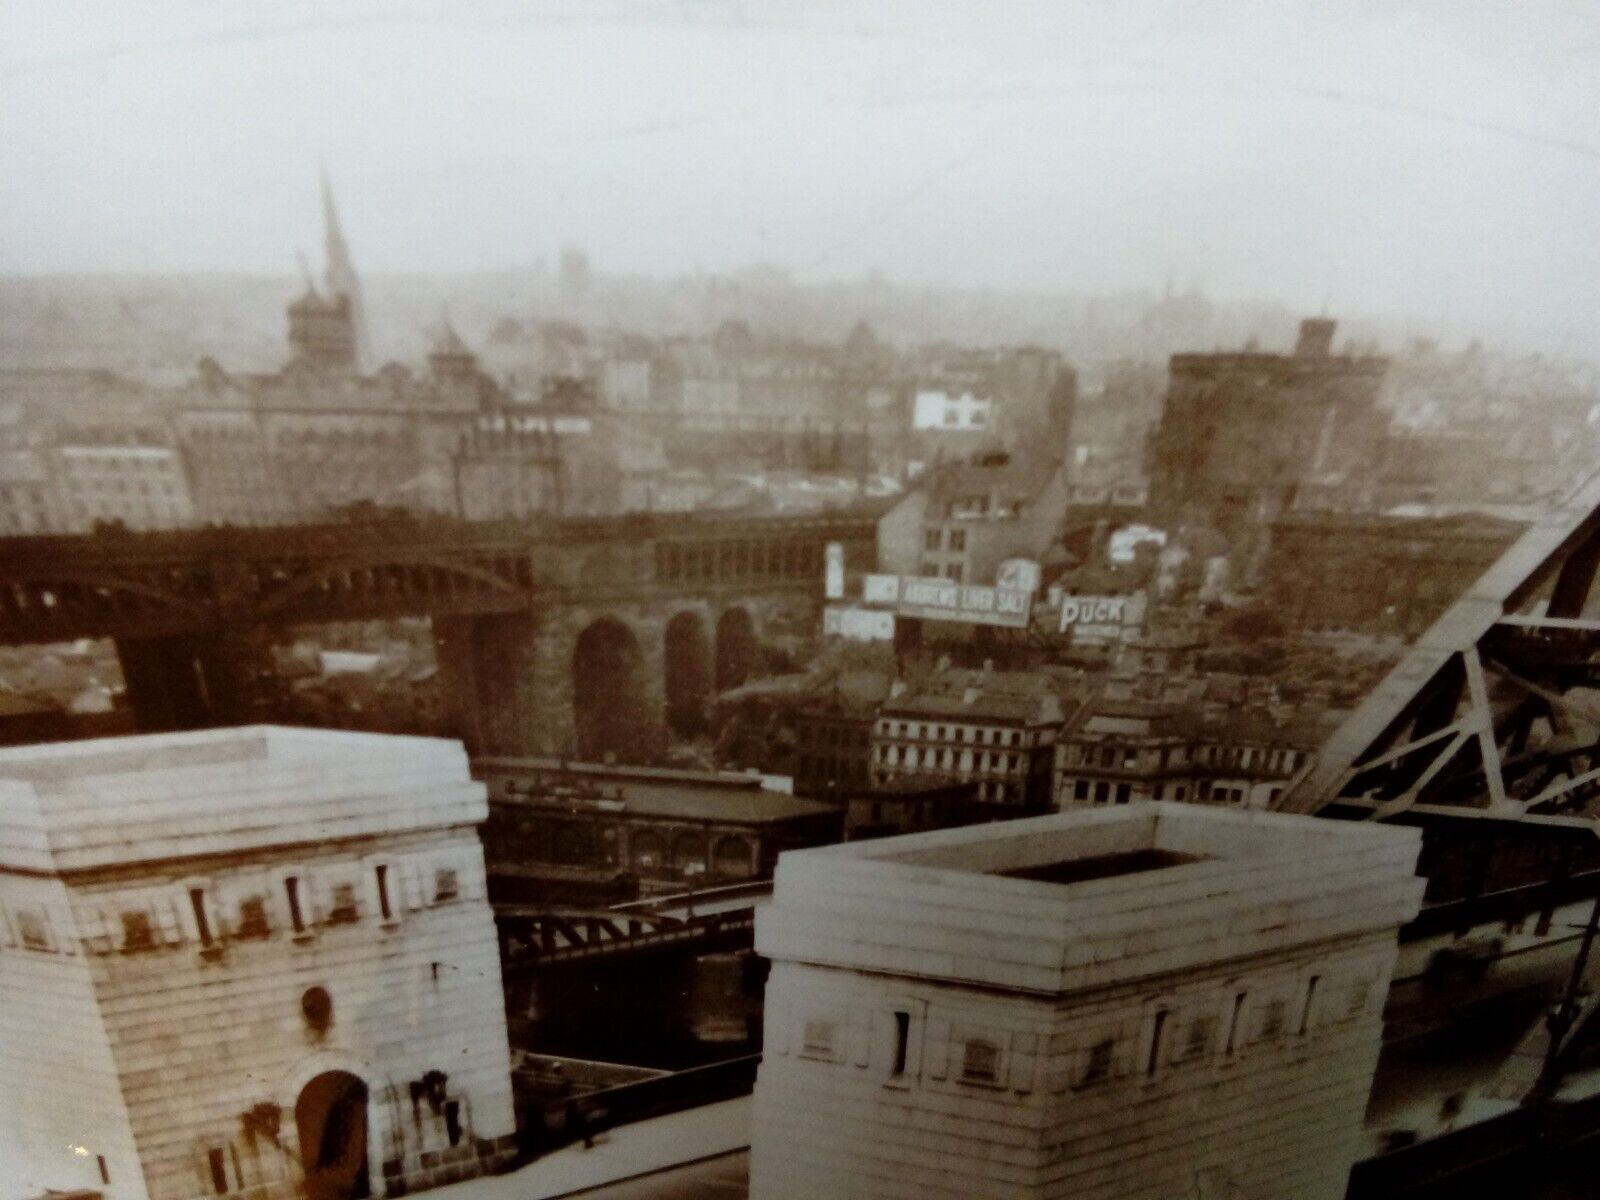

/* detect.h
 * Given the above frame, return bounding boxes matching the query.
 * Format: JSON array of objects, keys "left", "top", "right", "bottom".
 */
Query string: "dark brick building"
[
  {"left": 1262, "top": 510, "right": 1523, "bottom": 638},
  {"left": 1147, "top": 318, "right": 1389, "bottom": 551}
]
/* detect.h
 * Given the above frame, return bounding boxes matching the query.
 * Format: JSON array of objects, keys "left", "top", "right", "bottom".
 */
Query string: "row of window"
[
  {"left": 0, "top": 854, "right": 473, "bottom": 958},
  {"left": 1058, "top": 741, "right": 1304, "bottom": 774},
  {"left": 923, "top": 527, "right": 969, "bottom": 552},
  {"left": 654, "top": 538, "right": 824, "bottom": 584},
  {"left": 875, "top": 744, "right": 1026, "bottom": 774},
  {"left": 1057, "top": 776, "right": 1285, "bottom": 807},
  {"left": 786, "top": 970, "right": 1377, "bottom": 1094},
  {"left": 919, "top": 560, "right": 966, "bottom": 581},
  {"left": 876, "top": 720, "right": 1026, "bottom": 746},
  {"left": 797, "top": 722, "right": 871, "bottom": 750}
]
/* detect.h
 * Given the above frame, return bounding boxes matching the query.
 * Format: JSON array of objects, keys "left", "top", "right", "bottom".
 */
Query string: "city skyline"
[{"left": 3, "top": 1, "right": 1598, "bottom": 354}]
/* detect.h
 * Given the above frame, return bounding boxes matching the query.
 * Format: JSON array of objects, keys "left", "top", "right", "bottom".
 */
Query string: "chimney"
[{"left": 1295, "top": 318, "right": 1336, "bottom": 358}]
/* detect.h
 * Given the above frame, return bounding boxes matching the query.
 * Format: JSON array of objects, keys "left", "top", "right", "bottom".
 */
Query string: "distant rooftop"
[{"left": 475, "top": 757, "right": 837, "bottom": 826}]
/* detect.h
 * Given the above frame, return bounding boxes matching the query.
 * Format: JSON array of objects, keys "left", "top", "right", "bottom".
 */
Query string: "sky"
[{"left": 2, "top": 0, "right": 1598, "bottom": 349}]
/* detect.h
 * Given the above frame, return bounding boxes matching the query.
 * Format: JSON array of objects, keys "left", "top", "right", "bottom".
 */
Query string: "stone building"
[
  {"left": 475, "top": 758, "right": 843, "bottom": 898},
  {"left": 878, "top": 451, "right": 1068, "bottom": 586},
  {"left": 751, "top": 803, "right": 1424, "bottom": 1200},
  {"left": 1262, "top": 510, "right": 1523, "bottom": 638},
  {"left": 1147, "top": 318, "right": 1389, "bottom": 555},
  {"left": 0, "top": 727, "right": 517, "bottom": 1200},
  {"left": 1052, "top": 699, "right": 1325, "bottom": 810},
  {"left": 870, "top": 668, "right": 1063, "bottom": 807}
]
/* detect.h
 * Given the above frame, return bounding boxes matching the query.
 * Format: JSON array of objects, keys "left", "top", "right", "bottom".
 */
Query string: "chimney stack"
[{"left": 1295, "top": 317, "right": 1337, "bottom": 358}]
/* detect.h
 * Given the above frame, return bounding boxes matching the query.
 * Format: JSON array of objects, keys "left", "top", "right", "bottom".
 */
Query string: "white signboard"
[
  {"left": 863, "top": 574, "right": 902, "bottom": 605},
  {"left": 897, "top": 577, "right": 1032, "bottom": 629},
  {"left": 1059, "top": 594, "right": 1129, "bottom": 641},
  {"left": 825, "top": 542, "right": 845, "bottom": 600},
  {"left": 824, "top": 606, "right": 896, "bottom": 642},
  {"left": 996, "top": 558, "right": 1041, "bottom": 595},
  {"left": 1108, "top": 524, "right": 1167, "bottom": 564}
]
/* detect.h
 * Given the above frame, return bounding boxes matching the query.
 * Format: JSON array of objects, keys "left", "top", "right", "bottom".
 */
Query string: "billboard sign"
[
  {"left": 897, "top": 577, "right": 1032, "bottom": 628},
  {"left": 996, "top": 558, "right": 1041, "bottom": 595},
  {"left": 863, "top": 574, "right": 902, "bottom": 605},
  {"left": 1059, "top": 594, "right": 1132, "bottom": 641},
  {"left": 823, "top": 606, "right": 896, "bottom": 642},
  {"left": 825, "top": 542, "right": 845, "bottom": 600}
]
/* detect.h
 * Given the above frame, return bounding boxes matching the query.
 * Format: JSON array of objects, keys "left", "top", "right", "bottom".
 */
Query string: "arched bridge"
[{"left": 0, "top": 510, "right": 878, "bottom": 754}]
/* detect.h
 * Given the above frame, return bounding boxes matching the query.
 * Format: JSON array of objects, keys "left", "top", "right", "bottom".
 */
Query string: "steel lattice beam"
[{"left": 1279, "top": 465, "right": 1600, "bottom": 826}]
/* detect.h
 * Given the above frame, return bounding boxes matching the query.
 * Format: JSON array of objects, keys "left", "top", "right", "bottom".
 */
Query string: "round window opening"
[{"left": 301, "top": 986, "right": 334, "bottom": 1033}]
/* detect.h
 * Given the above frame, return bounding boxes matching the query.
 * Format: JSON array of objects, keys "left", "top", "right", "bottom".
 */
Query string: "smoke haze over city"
[{"left": 3, "top": 1, "right": 1598, "bottom": 352}]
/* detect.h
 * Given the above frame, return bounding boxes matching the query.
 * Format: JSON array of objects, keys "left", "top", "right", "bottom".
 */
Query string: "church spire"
[{"left": 319, "top": 164, "right": 372, "bottom": 371}]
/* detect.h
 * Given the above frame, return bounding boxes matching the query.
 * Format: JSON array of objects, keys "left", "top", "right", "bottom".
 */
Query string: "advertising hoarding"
[
  {"left": 863, "top": 574, "right": 902, "bottom": 605},
  {"left": 1058, "top": 594, "right": 1133, "bottom": 641},
  {"left": 896, "top": 577, "right": 1032, "bottom": 629},
  {"left": 824, "top": 542, "right": 845, "bottom": 600},
  {"left": 996, "top": 558, "right": 1041, "bottom": 594},
  {"left": 823, "top": 606, "right": 896, "bottom": 642}
]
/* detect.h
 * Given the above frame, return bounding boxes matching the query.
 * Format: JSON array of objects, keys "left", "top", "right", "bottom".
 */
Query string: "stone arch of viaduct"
[{"left": 0, "top": 513, "right": 876, "bottom": 759}]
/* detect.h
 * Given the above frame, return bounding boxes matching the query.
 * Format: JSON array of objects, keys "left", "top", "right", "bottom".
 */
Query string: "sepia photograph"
[{"left": 2, "top": 2, "right": 1599, "bottom": 1197}]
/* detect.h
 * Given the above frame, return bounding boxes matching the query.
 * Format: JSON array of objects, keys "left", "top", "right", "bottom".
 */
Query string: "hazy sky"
[{"left": 3, "top": 1, "right": 1598, "bottom": 347}]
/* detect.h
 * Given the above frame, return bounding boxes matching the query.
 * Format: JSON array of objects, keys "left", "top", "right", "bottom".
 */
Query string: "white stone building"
[
  {"left": 751, "top": 802, "right": 1423, "bottom": 1200},
  {"left": 0, "top": 727, "right": 517, "bottom": 1200}
]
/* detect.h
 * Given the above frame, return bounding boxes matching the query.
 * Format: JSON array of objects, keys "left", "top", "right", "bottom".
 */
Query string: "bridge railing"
[{"left": 521, "top": 1053, "right": 760, "bottom": 1159}]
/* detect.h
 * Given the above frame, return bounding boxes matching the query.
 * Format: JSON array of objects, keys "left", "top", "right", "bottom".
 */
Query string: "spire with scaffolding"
[{"left": 320, "top": 164, "right": 373, "bottom": 371}]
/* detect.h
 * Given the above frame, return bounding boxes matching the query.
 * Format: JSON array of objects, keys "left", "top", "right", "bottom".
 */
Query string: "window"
[
  {"left": 236, "top": 896, "right": 270, "bottom": 940},
  {"left": 1081, "top": 1038, "right": 1115, "bottom": 1085},
  {"left": 1257, "top": 997, "right": 1286, "bottom": 1041},
  {"left": 949, "top": 529, "right": 967, "bottom": 552},
  {"left": 189, "top": 887, "right": 214, "bottom": 947},
  {"left": 434, "top": 868, "right": 460, "bottom": 903},
  {"left": 1180, "top": 1013, "right": 1216, "bottom": 1063},
  {"left": 374, "top": 864, "right": 394, "bottom": 922},
  {"left": 800, "top": 1020, "right": 837, "bottom": 1061},
  {"left": 960, "top": 1038, "right": 1000, "bottom": 1084},
  {"left": 1115, "top": 783, "right": 1131, "bottom": 804},
  {"left": 284, "top": 876, "right": 307, "bottom": 935},
  {"left": 207, "top": 1147, "right": 229, "bottom": 1196},
  {"left": 326, "top": 882, "right": 359, "bottom": 925},
  {"left": 1146, "top": 1010, "right": 1169, "bottom": 1077},
  {"left": 924, "top": 528, "right": 942, "bottom": 551},
  {"left": 120, "top": 910, "right": 155, "bottom": 952},
  {"left": 1224, "top": 992, "right": 1247, "bottom": 1055},
  {"left": 1073, "top": 780, "right": 1089, "bottom": 801},
  {"left": 891, "top": 1011, "right": 911, "bottom": 1078},
  {"left": 1299, "top": 976, "right": 1321, "bottom": 1035}
]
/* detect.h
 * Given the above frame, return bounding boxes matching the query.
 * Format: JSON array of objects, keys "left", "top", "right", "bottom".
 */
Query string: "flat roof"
[
  {"left": 0, "top": 726, "right": 484, "bottom": 875},
  {"left": 759, "top": 802, "right": 1426, "bottom": 995},
  {"left": 477, "top": 760, "right": 838, "bottom": 826}
]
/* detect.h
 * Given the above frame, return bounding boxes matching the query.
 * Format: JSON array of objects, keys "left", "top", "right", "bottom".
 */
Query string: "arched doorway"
[
  {"left": 296, "top": 1071, "right": 371, "bottom": 1200},
  {"left": 663, "top": 611, "right": 712, "bottom": 737},
  {"left": 714, "top": 607, "right": 758, "bottom": 692},
  {"left": 573, "top": 617, "right": 647, "bottom": 762}
]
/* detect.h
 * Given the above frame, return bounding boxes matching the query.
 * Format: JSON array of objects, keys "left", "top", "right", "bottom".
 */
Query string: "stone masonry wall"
[
  {"left": 70, "top": 827, "right": 516, "bottom": 1200},
  {"left": 1, "top": 871, "right": 148, "bottom": 1200},
  {"left": 754, "top": 931, "right": 1397, "bottom": 1200}
]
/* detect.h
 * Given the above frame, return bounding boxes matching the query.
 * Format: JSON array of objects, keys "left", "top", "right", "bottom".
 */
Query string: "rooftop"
[
  {"left": 758, "top": 803, "right": 1425, "bottom": 995},
  {"left": 0, "top": 725, "right": 484, "bottom": 875},
  {"left": 476, "top": 758, "right": 838, "bottom": 826}
]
